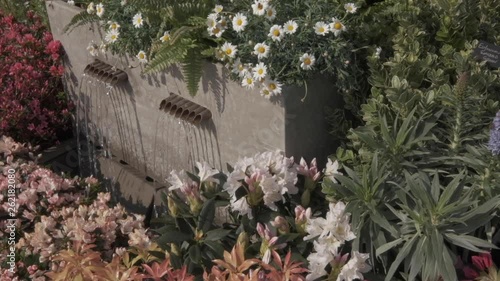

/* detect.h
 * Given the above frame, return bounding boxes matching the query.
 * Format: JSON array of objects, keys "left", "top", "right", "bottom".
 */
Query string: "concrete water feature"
[{"left": 46, "top": 0, "right": 342, "bottom": 213}]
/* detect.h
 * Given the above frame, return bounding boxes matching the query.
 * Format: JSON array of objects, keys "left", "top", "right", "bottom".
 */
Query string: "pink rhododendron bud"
[
  {"left": 298, "top": 157, "right": 321, "bottom": 182},
  {"left": 294, "top": 205, "right": 311, "bottom": 234},
  {"left": 472, "top": 253, "right": 493, "bottom": 271},
  {"left": 271, "top": 216, "right": 290, "bottom": 234},
  {"left": 27, "top": 265, "right": 38, "bottom": 275}
]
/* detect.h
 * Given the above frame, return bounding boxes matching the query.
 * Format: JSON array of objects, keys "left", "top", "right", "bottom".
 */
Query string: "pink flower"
[
  {"left": 472, "top": 253, "right": 493, "bottom": 271},
  {"left": 297, "top": 157, "right": 321, "bottom": 181}
]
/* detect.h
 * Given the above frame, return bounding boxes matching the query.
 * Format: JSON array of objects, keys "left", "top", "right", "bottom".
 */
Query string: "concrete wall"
[{"left": 46, "top": 0, "right": 341, "bottom": 209}]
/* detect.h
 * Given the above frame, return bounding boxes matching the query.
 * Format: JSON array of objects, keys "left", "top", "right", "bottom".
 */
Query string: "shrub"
[{"left": 0, "top": 11, "right": 73, "bottom": 146}]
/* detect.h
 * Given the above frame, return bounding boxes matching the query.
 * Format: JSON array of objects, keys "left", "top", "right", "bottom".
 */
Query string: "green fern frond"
[
  {"left": 181, "top": 48, "right": 204, "bottom": 96},
  {"left": 144, "top": 39, "right": 194, "bottom": 74},
  {"left": 128, "top": 0, "right": 170, "bottom": 9},
  {"left": 63, "top": 11, "right": 99, "bottom": 33}
]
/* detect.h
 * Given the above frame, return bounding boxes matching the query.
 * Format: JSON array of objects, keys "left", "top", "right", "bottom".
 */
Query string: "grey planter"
[{"left": 46, "top": 0, "right": 342, "bottom": 210}]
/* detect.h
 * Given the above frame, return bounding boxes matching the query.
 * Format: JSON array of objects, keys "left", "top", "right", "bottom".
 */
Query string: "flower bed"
[{"left": 0, "top": 11, "right": 73, "bottom": 146}]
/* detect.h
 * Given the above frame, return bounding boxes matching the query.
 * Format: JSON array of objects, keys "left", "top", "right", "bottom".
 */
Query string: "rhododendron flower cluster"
[
  {"left": 223, "top": 150, "right": 298, "bottom": 218},
  {"left": 0, "top": 11, "right": 72, "bottom": 145},
  {"left": 304, "top": 202, "right": 371, "bottom": 281}
]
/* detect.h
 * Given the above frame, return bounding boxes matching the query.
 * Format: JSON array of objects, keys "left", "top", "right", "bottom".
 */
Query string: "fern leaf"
[
  {"left": 144, "top": 39, "right": 194, "bottom": 74},
  {"left": 63, "top": 11, "right": 99, "bottom": 33},
  {"left": 181, "top": 48, "right": 204, "bottom": 96},
  {"left": 128, "top": 0, "right": 170, "bottom": 9}
]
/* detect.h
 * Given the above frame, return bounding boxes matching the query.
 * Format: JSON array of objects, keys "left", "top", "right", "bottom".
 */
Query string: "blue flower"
[{"left": 488, "top": 111, "right": 500, "bottom": 155}]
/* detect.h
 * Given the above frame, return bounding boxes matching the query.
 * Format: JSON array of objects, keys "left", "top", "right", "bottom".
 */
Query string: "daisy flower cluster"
[
  {"left": 303, "top": 201, "right": 371, "bottom": 281},
  {"left": 223, "top": 150, "right": 298, "bottom": 218},
  {"left": 208, "top": 1, "right": 358, "bottom": 99}
]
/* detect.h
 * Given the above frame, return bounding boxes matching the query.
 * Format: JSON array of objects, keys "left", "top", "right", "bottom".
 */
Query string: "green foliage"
[
  {"left": 327, "top": 0, "right": 500, "bottom": 280},
  {"left": 0, "top": 0, "right": 48, "bottom": 25}
]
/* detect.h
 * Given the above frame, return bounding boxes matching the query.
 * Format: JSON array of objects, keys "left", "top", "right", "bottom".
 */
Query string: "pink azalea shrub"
[
  {"left": 0, "top": 10, "right": 73, "bottom": 145},
  {"left": 0, "top": 136, "right": 148, "bottom": 280}
]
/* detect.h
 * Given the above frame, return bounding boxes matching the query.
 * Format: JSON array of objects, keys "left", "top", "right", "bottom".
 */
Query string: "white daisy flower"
[
  {"left": 252, "top": 62, "right": 267, "bottom": 80},
  {"left": 105, "top": 29, "right": 119, "bottom": 43},
  {"left": 265, "top": 6, "right": 276, "bottom": 21},
  {"left": 330, "top": 17, "right": 346, "bottom": 36},
  {"left": 241, "top": 75, "right": 256, "bottom": 89},
  {"left": 86, "top": 2, "right": 95, "bottom": 14},
  {"left": 231, "top": 59, "right": 245, "bottom": 75},
  {"left": 218, "top": 16, "right": 228, "bottom": 30},
  {"left": 268, "top": 25, "right": 284, "bottom": 42},
  {"left": 87, "top": 42, "right": 98, "bottom": 57},
  {"left": 213, "top": 5, "right": 223, "bottom": 13},
  {"left": 67, "top": 0, "right": 75, "bottom": 5},
  {"left": 251, "top": 0, "right": 268, "bottom": 16},
  {"left": 284, "top": 20, "right": 298, "bottom": 34},
  {"left": 108, "top": 21, "right": 120, "bottom": 31},
  {"left": 99, "top": 42, "right": 107, "bottom": 54},
  {"left": 300, "top": 53, "right": 315, "bottom": 70},
  {"left": 232, "top": 13, "right": 248, "bottom": 32},
  {"left": 206, "top": 13, "right": 218, "bottom": 29},
  {"left": 96, "top": 3, "right": 104, "bottom": 17},
  {"left": 253, "top": 42, "right": 270, "bottom": 59},
  {"left": 314, "top": 21, "right": 330, "bottom": 36},
  {"left": 160, "top": 31, "right": 171, "bottom": 43},
  {"left": 214, "top": 49, "right": 225, "bottom": 61},
  {"left": 221, "top": 42, "right": 237, "bottom": 58},
  {"left": 344, "top": 3, "right": 358, "bottom": 14},
  {"left": 260, "top": 86, "right": 272, "bottom": 99},
  {"left": 375, "top": 47, "right": 382, "bottom": 58},
  {"left": 208, "top": 24, "right": 224, "bottom": 37},
  {"left": 264, "top": 78, "right": 283, "bottom": 95},
  {"left": 132, "top": 13, "right": 144, "bottom": 28},
  {"left": 136, "top": 50, "right": 147, "bottom": 63},
  {"left": 120, "top": 0, "right": 126, "bottom": 6}
]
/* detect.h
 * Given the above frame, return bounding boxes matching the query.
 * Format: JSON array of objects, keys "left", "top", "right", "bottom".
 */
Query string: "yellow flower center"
[
  {"left": 213, "top": 27, "right": 220, "bottom": 34},
  {"left": 267, "top": 10, "right": 273, "bottom": 16},
  {"left": 262, "top": 89, "right": 270, "bottom": 95},
  {"left": 139, "top": 53, "right": 145, "bottom": 59},
  {"left": 111, "top": 35, "right": 117, "bottom": 40},
  {"left": 111, "top": 23, "right": 117, "bottom": 29},
  {"left": 347, "top": 6, "right": 353, "bottom": 11},
  {"left": 273, "top": 29, "right": 280, "bottom": 37},
  {"left": 334, "top": 22, "right": 342, "bottom": 30},
  {"left": 319, "top": 27, "right": 325, "bottom": 33},
  {"left": 287, "top": 25, "right": 294, "bottom": 31},
  {"left": 238, "top": 64, "right": 244, "bottom": 71},
  {"left": 137, "top": 18, "right": 142, "bottom": 24},
  {"left": 258, "top": 46, "right": 266, "bottom": 53},
  {"left": 257, "top": 3, "right": 263, "bottom": 9},
  {"left": 220, "top": 20, "right": 227, "bottom": 27},
  {"left": 237, "top": 19, "right": 243, "bottom": 26},
  {"left": 163, "top": 35, "right": 170, "bottom": 41},
  {"left": 258, "top": 69, "right": 264, "bottom": 75},
  {"left": 246, "top": 78, "right": 253, "bottom": 84},
  {"left": 269, "top": 83, "right": 276, "bottom": 90},
  {"left": 225, "top": 48, "right": 232, "bottom": 55},
  {"left": 304, "top": 58, "right": 311, "bottom": 65}
]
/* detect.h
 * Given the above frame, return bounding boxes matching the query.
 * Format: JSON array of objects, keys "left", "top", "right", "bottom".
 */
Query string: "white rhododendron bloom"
[
  {"left": 284, "top": 20, "right": 298, "bottom": 34},
  {"left": 213, "top": 4, "right": 223, "bottom": 13},
  {"left": 195, "top": 161, "right": 219, "bottom": 183},
  {"left": 331, "top": 17, "right": 346, "bottom": 36},
  {"left": 86, "top": 2, "right": 95, "bottom": 14},
  {"left": 105, "top": 30, "right": 119, "bottom": 43},
  {"left": 108, "top": 21, "right": 120, "bottom": 31},
  {"left": 221, "top": 42, "right": 237, "bottom": 58},
  {"left": 251, "top": 0, "right": 268, "bottom": 16},
  {"left": 252, "top": 62, "right": 267, "bottom": 80},
  {"left": 96, "top": 3, "right": 104, "bottom": 17},
  {"left": 314, "top": 21, "right": 330, "bottom": 36},
  {"left": 268, "top": 25, "right": 284, "bottom": 42},
  {"left": 300, "top": 53, "right": 316, "bottom": 70},
  {"left": 337, "top": 251, "right": 372, "bottom": 281},
  {"left": 344, "top": 3, "right": 358, "bottom": 14},
  {"left": 265, "top": 6, "right": 276, "bottom": 21},
  {"left": 241, "top": 75, "right": 256, "bottom": 89},
  {"left": 223, "top": 151, "right": 298, "bottom": 218},
  {"left": 136, "top": 50, "right": 147, "bottom": 63},
  {"left": 87, "top": 42, "right": 98, "bottom": 57},
  {"left": 324, "top": 158, "right": 343, "bottom": 183},
  {"left": 160, "top": 31, "right": 171, "bottom": 43},
  {"left": 167, "top": 170, "right": 197, "bottom": 191},
  {"left": 232, "top": 13, "right": 248, "bottom": 32},
  {"left": 253, "top": 42, "right": 270, "bottom": 59},
  {"left": 132, "top": 13, "right": 144, "bottom": 28}
]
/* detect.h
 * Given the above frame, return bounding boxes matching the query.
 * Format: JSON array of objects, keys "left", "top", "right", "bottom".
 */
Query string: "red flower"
[{"left": 472, "top": 253, "right": 493, "bottom": 271}]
